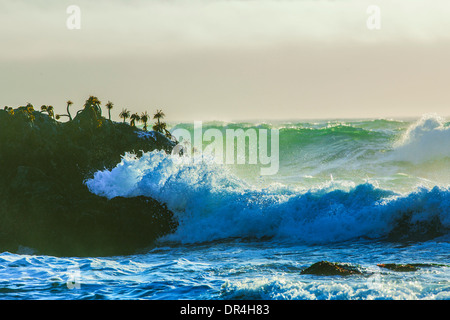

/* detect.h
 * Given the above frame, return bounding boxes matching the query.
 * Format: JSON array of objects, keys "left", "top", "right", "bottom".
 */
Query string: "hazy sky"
[{"left": 1, "top": 0, "right": 450, "bottom": 121}]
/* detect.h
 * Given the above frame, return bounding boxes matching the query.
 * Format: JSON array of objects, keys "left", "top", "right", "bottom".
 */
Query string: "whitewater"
[{"left": 1, "top": 114, "right": 449, "bottom": 300}]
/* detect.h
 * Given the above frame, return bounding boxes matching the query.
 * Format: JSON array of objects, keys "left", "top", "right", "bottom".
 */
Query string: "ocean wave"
[
  {"left": 391, "top": 114, "right": 450, "bottom": 163},
  {"left": 169, "top": 116, "right": 450, "bottom": 175},
  {"left": 86, "top": 150, "right": 450, "bottom": 244}
]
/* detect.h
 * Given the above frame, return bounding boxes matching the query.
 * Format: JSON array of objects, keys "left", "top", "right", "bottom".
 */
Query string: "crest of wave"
[{"left": 392, "top": 114, "right": 450, "bottom": 163}]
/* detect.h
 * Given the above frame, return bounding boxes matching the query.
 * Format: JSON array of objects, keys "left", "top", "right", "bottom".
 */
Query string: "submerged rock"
[
  {"left": 377, "top": 263, "right": 419, "bottom": 272},
  {"left": 0, "top": 104, "right": 177, "bottom": 257},
  {"left": 301, "top": 261, "right": 363, "bottom": 276},
  {"left": 377, "top": 263, "right": 448, "bottom": 272}
]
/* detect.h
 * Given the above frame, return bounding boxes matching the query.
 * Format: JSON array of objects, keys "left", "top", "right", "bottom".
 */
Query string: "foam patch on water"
[{"left": 220, "top": 274, "right": 449, "bottom": 300}]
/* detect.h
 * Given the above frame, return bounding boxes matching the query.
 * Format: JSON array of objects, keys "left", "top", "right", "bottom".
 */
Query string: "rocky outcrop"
[
  {"left": 300, "top": 261, "right": 448, "bottom": 276},
  {"left": 0, "top": 104, "right": 177, "bottom": 257},
  {"left": 301, "top": 261, "right": 363, "bottom": 276}
]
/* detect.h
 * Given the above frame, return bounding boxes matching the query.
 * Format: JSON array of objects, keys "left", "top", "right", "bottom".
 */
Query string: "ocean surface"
[{"left": 1, "top": 114, "right": 449, "bottom": 300}]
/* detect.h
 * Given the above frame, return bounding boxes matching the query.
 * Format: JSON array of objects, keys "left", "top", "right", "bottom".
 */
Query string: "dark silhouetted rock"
[
  {"left": 377, "top": 263, "right": 448, "bottom": 272},
  {"left": 301, "top": 261, "right": 363, "bottom": 276},
  {"left": 377, "top": 263, "right": 418, "bottom": 272},
  {"left": 0, "top": 104, "right": 177, "bottom": 257}
]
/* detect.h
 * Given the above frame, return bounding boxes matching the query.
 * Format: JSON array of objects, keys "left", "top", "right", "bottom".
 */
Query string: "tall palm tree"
[
  {"left": 119, "top": 108, "right": 130, "bottom": 123},
  {"left": 66, "top": 100, "right": 73, "bottom": 121},
  {"left": 140, "top": 111, "right": 149, "bottom": 131},
  {"left": 153, "top": 109, "right": 165, "bottom": 126},
  {"left": 105, "top": 101, "right": 114, "bottom": 121},
  {"left": 130, "top": 113, "right": 140, "bottom": 127}
]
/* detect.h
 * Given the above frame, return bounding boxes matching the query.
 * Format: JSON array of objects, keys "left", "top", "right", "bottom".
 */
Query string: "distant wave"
[
  {"left": 169, "top": 116, "right": 447, "bottom": 170},
  {"left": 169, "top": 115, "right": 449, "bottom": 191},
  {"left": 391, "top": 114, "right": 450, "bottom": 163}
]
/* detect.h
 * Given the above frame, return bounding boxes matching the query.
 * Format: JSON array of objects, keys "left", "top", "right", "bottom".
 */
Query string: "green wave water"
[{"left": 168, "top": 115, "right": 450, "bottom": 193}]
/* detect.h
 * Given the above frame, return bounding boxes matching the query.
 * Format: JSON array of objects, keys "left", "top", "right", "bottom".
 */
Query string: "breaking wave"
[{"left": 85, "top": 149, "right": 450, "bottom": 244}]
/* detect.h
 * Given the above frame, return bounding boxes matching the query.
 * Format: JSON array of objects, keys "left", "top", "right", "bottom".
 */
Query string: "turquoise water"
[{"left": 1, "top": 114, "right": 449, "bottom": 300}]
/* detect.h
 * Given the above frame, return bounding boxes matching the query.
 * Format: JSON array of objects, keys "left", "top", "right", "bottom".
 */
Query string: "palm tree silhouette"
[
  {"left": 153, "top": 109, "right": 165, "bottom": 126},
  {"left": 140, "top": 111, "right": 149, "bottom": 131},
  {"left": 119, "top": 108, "right": 131, "bottom": 123},
  {"left": 130, "top": 113, "right": 140, "bottom": 127},
  {"left": 84, "top": 96, "right": 102, "bottom": 117},
  {"left": 66, "top": 100, "right": 73, "bottom": 121},
  {"left": 152, "top": 121, "right": 165, "bottom": 132},
  {"left": 152, "top": 109, "right": 172, "bottom": 138},
  {"left": 105, "top": 101, "right": 114, "bottom": 121}
]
